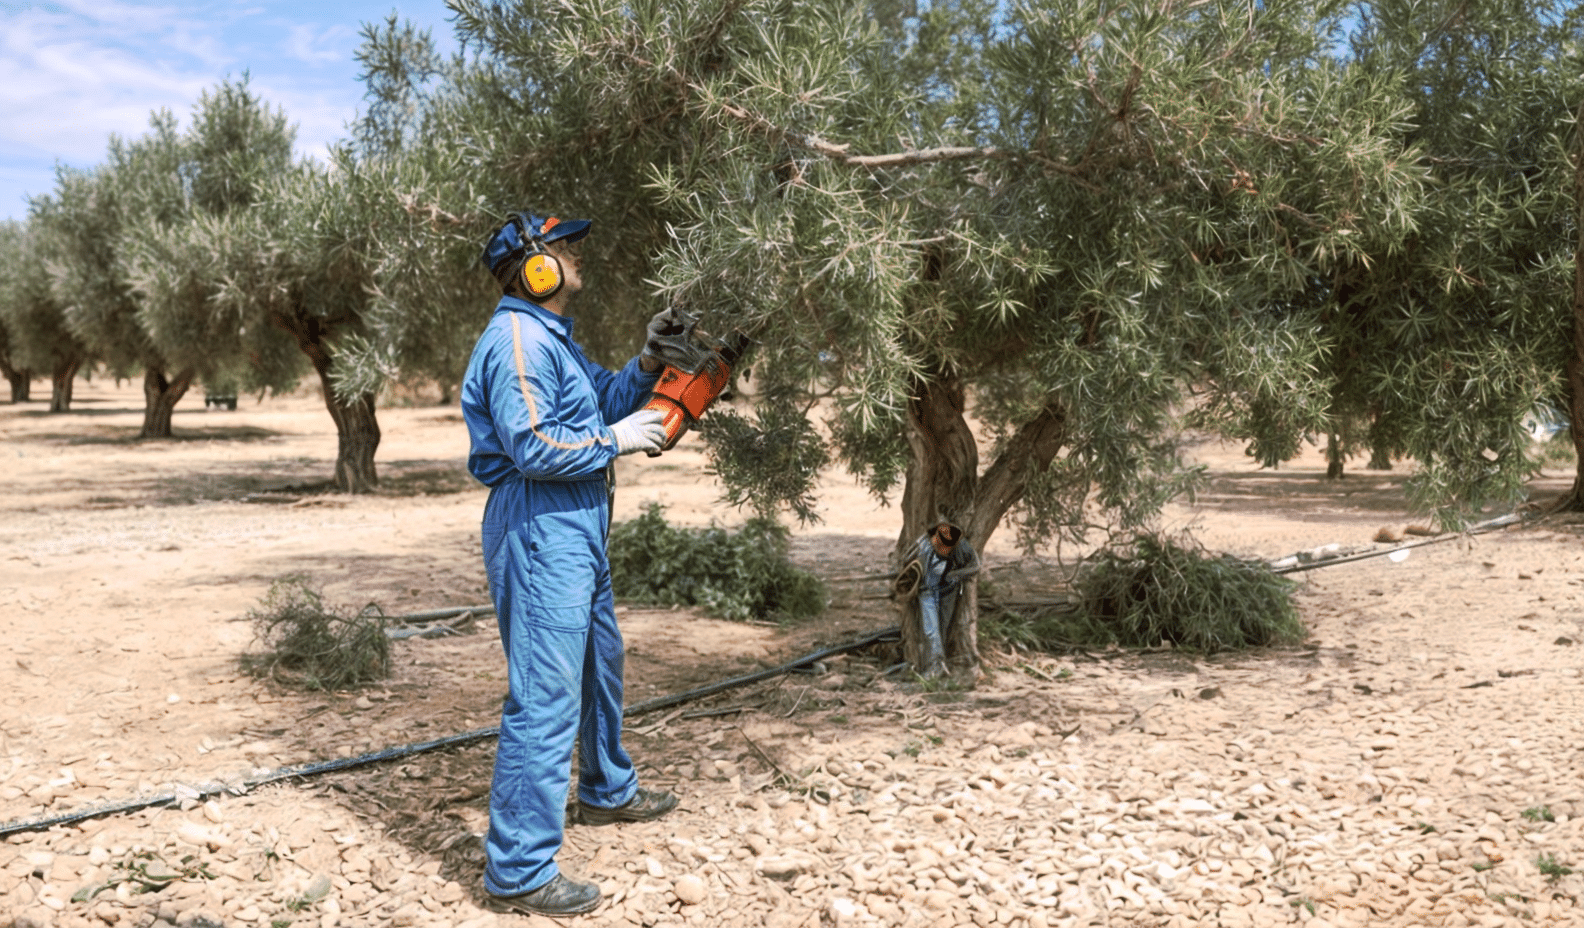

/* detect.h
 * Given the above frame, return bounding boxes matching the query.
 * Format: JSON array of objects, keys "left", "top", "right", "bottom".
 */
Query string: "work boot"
[
  {"left": 577, "top": 787, "right": 679, "bottom": 825},
  {"left": 485, "top": 873, "right": 601, "bottom": 917}
]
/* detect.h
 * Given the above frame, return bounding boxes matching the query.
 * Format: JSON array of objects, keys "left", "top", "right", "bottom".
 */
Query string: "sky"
[{"left": 0, "top": 0, "right": 461, "bottom": 221}]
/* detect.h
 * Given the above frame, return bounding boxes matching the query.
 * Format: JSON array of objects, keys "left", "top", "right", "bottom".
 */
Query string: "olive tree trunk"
[
  {"left": 1, "top": 364, "right": 29, "bottom": 403},
  {"left": 273, "top": 312, "right": 380, "bottom": 493},
  {"left": 1565, "top": 102, "right": 1584, "bottom": 511},
  {"left": 139, "top": 365, "right": 195, "bottom": 439},
  {"left": 896, "top": 372, "right": 1069, "bottom": 675},
  {"left": 49, "top": 356, "right": 82, "bottom": 412}
]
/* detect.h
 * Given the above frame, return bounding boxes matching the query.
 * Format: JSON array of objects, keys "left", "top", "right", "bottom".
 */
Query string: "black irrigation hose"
[{"left": 0, "top": 625, "right": 900, "bottom": 839}]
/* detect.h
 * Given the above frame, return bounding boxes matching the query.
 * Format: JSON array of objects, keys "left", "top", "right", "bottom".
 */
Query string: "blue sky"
[{"left": 0, "top": 0, "right": 460, "bottom": 221}]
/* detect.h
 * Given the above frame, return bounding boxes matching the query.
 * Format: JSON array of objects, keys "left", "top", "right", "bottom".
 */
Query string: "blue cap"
[{"left": 481, "top": 212, "right": 593, "bottom": 277}]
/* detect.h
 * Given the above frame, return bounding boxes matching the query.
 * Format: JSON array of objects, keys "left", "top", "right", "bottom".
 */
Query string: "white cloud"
[
  {"left": 286, "top": 22, "right": 357, "bottom": 64},
  {"left": 0, "top": 0, "right": 457, "bottom": 220}
]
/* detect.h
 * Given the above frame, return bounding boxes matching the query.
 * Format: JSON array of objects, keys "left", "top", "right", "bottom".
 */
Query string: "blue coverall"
[{"left": 460, "top": 295, "right": 660, "bottom": 896}]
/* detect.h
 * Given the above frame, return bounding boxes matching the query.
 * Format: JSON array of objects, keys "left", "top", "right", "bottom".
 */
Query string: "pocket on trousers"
[{"left": 525, "top": 541, "right": 598, "bottom": 631}]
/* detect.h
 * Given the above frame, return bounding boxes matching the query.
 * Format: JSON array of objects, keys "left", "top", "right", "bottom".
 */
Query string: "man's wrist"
[{"left": 639, "top": 355, "right": 662, "bottom": 374}]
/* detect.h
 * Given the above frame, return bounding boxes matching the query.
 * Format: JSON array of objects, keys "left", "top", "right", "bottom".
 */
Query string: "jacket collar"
[{"left": 496, "top": 294, "right": 575, "bottom": 340}]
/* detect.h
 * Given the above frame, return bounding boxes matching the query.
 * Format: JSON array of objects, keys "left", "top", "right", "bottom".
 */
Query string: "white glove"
[{"left": 609, "top": 408, "right": 668, "bottom": 455}]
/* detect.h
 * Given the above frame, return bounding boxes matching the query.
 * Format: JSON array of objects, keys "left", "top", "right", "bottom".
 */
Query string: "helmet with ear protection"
[{"left": 480, "top": 212, "right": 593, "bottom": 299}]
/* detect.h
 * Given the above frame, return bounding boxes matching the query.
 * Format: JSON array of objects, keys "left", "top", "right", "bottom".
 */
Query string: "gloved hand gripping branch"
[
  {"left": 640, "top": 307, "right": 751, "bottom": 455},
  {"left": 642, "top": 307, "right": 718, "bottom": 373}
]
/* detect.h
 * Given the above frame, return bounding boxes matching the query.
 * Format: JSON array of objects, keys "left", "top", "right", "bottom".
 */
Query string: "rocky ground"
[{"left": 3, "top": 380, "right": 1584, "bottom": 928}]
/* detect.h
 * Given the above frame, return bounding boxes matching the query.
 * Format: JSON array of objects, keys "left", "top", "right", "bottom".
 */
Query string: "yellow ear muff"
[{"left": 521, "top": 252, "right": 563, "bottom": 299}]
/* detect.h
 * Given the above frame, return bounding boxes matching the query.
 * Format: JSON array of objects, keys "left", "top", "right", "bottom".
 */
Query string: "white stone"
[{"left": 674, "top": 874, "right": 707, "bottom": 905}]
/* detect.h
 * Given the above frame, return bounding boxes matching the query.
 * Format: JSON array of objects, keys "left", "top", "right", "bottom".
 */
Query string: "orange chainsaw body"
[
  {"left": 643, "top": 356, "right": 732, "bottom": 451},
  {"left": 641, "top": 333, "right": 748, "bottom": 453}
]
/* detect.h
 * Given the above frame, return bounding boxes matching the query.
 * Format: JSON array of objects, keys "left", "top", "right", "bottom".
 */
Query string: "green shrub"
[
  {"left": 608, "top": 504, "right": 827, "bottom": 622},
  {"left": 983, "top": 533, "right": 1304, "bottom": 653},
  {"left": 239, "top": 577, "right": 390, "bottom": 690}
]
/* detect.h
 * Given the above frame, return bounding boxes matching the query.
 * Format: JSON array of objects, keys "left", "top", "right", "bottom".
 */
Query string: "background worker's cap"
[{"left": 481, "top": 212, "right": 593, "bottom": 281}]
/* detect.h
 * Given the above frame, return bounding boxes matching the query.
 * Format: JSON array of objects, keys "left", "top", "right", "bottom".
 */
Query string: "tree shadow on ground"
[
  {"left": 26, "top": 425, "right": 285, "bottom": 445},
  {"left": 63, "top": 460, "right": 478, "bottom": 507},
  {"left": 1192, "top": 469, "right": 1416, "bottom": 519},
  {"left": 376, "top": 464, "right": 480, "bottom": 497}
]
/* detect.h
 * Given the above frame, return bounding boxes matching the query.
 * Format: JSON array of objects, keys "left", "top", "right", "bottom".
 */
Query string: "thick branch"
[{"left": 969, "top": 399, "right": 1070, "bottom": 551}]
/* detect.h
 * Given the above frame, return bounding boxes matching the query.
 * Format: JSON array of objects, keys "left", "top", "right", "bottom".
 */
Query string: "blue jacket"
[{"left": 461, "top": 297, "right": 658, "bottom": 557}]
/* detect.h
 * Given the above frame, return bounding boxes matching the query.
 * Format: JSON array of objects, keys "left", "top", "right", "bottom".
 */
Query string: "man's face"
[{"left": 546, "top": 238, "right": 585, "bottom": 296}]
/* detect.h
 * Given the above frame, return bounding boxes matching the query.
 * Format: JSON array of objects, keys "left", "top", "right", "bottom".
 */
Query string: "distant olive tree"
[
  {"left": 31, "top": 114, "right": 204, "bottom": 437},
  {"left": 124, "top": 79, "right": 308, "bottom": 439},
  {"left": 0, "top": 308, "right": 32, "bottom": 402},
  {"left": 0, "top": 218, "right": 89, "bottom": 411},
  {"left": 1241, "top": 1, "right": 1582, "bottom": 519}
]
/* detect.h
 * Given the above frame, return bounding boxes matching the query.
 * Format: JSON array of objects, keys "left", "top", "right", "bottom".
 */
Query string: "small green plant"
[
  {"left": 1289, "top": 898, "right": 1316, "bottom": 916},
  {"left": 900, "top": 740, "right": 923, "bottom": 757},
  {"left": 1415, "top": 821, "right": 1437, "bottom": 834},
  {"left": 284, "top": 874, "right": 334, "bottom": 912},
  {"left": 239, "top": 577, "right": 390, "bottom": 690},
  {"left": 1521, "top": 806, "right": 1555, "bottom": 823},
  {"left": 829, "top": 715, "right": 848, "bottom": 725},
  {"left": 1471, "top": 861, "right": 1495, "bottom": 872},
  {"left": 608, "top": 504, "right": 827, "bottom": 622},
  {"left": 72, "top": 851, "right": 217, "bottom": 902},
  {"left": 1536, "top": 854, "right": 1573, "bottom": 881}
]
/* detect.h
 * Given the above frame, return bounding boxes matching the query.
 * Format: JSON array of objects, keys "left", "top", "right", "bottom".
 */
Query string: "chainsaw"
[{"left": 641, "top": 309, "right": 750, "bottom": 456}]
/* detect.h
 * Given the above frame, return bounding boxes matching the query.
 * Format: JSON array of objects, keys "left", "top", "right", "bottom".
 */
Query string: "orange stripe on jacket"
[{"left": 510, "top": 313, "right": 610, "bottom": 453}]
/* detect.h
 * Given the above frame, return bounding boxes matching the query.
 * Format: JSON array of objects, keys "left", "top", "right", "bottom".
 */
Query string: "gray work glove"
[
  {"left": 642, "top": 307, "right": 713, "bottom": 373},
  {"left": 609, "top": 408, "right": 668, "bottom": 455}
]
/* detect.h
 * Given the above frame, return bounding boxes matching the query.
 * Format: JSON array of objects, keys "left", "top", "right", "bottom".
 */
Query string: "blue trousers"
[{"left": 480, "top": 489, "right": 637, "bottom": 896}]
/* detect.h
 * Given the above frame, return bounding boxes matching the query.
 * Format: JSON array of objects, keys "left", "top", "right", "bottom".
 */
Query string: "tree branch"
[{"left": 969, "top": 399, "right": 1069, "bottom": 552}]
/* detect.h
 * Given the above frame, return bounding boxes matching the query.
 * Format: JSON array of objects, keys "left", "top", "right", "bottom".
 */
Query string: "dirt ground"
[{"left": 3, "top": 377, "right": 1584, "bottom": 928}]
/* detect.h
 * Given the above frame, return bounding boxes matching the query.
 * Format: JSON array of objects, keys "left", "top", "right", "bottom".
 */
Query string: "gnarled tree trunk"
[
  {"left": 1, "top": 364, "right": 29, "bottom": 403},
  {"left": 1564, "top": 102, "right": 1584, "bottom": 511},
  {"left": 274, "top": 311, "right": 380, "bottom": 494},
  {"left": 49, "top": 356, "right": 82, "bottom": 413},
  {"left": 139, "top": 365, "right": 195, "bottom": 439},
  {"left": 896, "top": 372, "right": 1069, "bottom": 675},
  {"left": 1325, "top": 430, "right": 1345, "bottom": 479}
]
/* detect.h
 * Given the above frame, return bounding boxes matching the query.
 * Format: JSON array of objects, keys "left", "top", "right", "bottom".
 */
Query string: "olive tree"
[
  {"left": 1253, "top": 2, "right": 1583, "bottom": 517},
  {"left": 0, "top": 311, "right": 32, "bottom": 402},
  {"left": 124, "top": 80, "right": 308, "bottom": 441},
  {"left": 0, "top": 218, "right": 90, "bottom": 411},
  {"left": 31, "top": 113, "right": 203, "bottom": 437},
  {"left": 194, "top": 157, "right": 393, "bottom": 492},
  {"left": 378, "top": 0, "right": 1425, "bottom": 672}
]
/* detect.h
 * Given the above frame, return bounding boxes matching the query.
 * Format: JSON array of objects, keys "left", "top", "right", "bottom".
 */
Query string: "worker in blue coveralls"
[{"left": 462, "top": 211, "right": 681, "bottom": 917}]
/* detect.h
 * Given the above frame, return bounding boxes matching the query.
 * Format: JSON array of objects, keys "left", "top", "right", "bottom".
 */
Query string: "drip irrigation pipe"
[
  {"left": 0, "top": 625, "right": 899, "bottom": 839},
  {"left": 386, "top": 604, "right": 494, "bottom": 623},
  {"left": 1269, "top": 512, "right": 1524, "bottom": 575}
]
